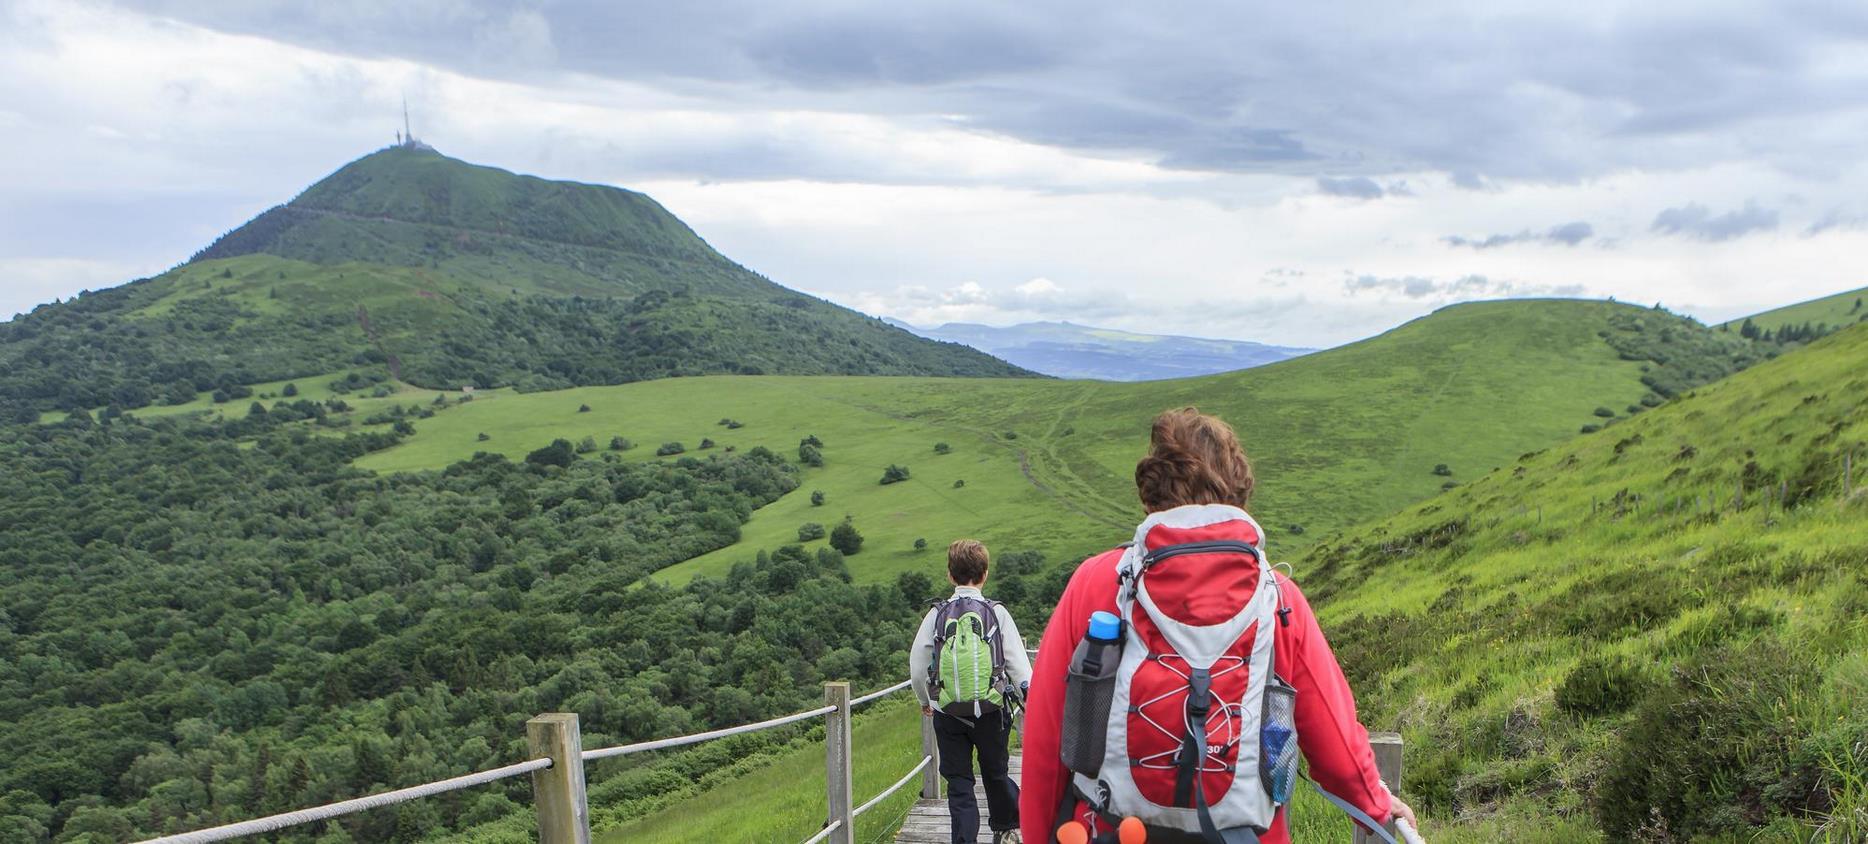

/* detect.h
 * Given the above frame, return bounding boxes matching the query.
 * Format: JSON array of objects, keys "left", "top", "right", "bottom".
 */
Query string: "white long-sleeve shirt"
[{"left": 909, "top": 585, "right": 1033, "bottom": 706}]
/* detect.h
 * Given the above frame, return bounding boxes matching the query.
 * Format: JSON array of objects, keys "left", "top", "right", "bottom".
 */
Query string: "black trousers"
[{"left": 933, "top": 710, "right": 1019, "bottom": 843}]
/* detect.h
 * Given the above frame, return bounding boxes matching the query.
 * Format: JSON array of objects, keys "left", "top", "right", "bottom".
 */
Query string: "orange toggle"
[
  {"left": 1056, "top": 820, "right": 1089, "bottom": 844},
  {"left": 1117, "top": 816, "right": 1147, "bottom": 844}
]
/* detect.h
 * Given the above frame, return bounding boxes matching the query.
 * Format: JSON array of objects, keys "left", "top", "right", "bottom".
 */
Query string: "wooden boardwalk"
[{"left": 895, "top": 753, "right": 1023, "bottom": 843}]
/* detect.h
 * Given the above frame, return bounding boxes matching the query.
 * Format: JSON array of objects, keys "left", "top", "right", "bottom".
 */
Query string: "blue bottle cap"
[{"left": 1088, "top": 611, "right": 1121, "bottom": 642}]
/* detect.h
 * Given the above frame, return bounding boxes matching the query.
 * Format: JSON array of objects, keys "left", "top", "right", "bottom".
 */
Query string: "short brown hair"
[
  {"left": 948, "top": 539, "right": 989, "bottom": 584},
  {"left": 1134, "top": 407, "right": 1255, "bottom": 512}
]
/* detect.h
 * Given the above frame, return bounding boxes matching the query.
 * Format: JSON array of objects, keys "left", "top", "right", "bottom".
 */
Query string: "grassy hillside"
[
  {"left": 1283, "top": 322, "right": 1868, "bottom": 841},
  {"left": 0, "top": 147, "right": 1025, "bottom": 420},
  {"left": 358, "top": 299, "right": 1759, "bottom": 588},
  {"left": 628, "top": 324, "right": 1868, "bottom": 844},
  {"left": 1724, "top": 283, "right": 1868, "bottom": 335}
]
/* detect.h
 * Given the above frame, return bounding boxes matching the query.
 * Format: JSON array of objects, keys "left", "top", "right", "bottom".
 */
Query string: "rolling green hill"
[
  {"left": 0, "top": 147, "right": 1026, "bottom": 421},
  {"left": 1724, "top": 283, "right": 1868, "bottom": 335},
  {"left": 612, "top": 322, "right": 1868, "bottom": 844},
  {"left": 356, "top": 298, "right": 1761, "bottom": 587}
]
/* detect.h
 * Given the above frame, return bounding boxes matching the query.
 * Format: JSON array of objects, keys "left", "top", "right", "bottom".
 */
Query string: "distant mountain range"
[{"left": 885, "top": 319, "right": 1312, "bottom": 381}]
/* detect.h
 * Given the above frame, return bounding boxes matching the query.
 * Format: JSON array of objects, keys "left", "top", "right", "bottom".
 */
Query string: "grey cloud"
[
  {"left": 1317, "top": 176, "right": 1385, "bottom": 199},
  {"left": 1449, "top": 170, "right": 1490, "bottom": 190},
  {"left": 106, "top": 1, "right": 1868, "bottom": 183},
  {"left": 1546, "top": 221, "right": 1594, "bottom": 245},
  {"left": 1804, "top": 208, "right": 1865, "bottom": 236},
  {"left": 1344, "top": 273, "right": 1586, "bottom": 300},
  {"left": 1651, "top": 201, "right": 1779, "bottom": 241},
  {"left": 1444, "top": 221, "right": 1595, "bottom": 249}
]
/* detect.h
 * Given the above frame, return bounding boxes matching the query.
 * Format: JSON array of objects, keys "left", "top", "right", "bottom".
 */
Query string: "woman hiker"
[{"left": 1018, "top": 407, "right": 1419, "bottom": 844}]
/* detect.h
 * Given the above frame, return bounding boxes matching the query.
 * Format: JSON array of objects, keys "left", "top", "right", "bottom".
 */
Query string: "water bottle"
[{"left": 1059, "top": 610, "right": 1124, "bottom": 776}]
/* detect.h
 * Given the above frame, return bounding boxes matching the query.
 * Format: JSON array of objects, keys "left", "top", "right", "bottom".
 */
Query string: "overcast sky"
[{"left": 3, "top": 0, "right": 1866, "bottom": 346}]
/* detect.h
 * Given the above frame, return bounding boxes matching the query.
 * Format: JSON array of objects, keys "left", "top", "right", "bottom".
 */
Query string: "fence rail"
[
  {"left": 138, "top": 758, "right": 554, "bottom": 844},
  {"left": 134, "top": 676, "right": 926, "bottom": 844}
]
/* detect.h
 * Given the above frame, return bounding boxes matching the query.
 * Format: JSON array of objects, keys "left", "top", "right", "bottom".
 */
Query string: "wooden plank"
[{"left": 895, "top": 754, "right": 1022, "bottom": 843}]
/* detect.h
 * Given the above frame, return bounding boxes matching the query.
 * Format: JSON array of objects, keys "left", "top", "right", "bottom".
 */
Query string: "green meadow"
[
  {"left": 359, "top": 299, "right": 1675, "bottom": 588},
  {"left": 1725, "top": 283, "right": 1868, "bottom": 334}
]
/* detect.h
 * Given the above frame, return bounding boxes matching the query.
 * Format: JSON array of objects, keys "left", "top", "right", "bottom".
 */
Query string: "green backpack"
[{"left": 928, "top": 596, "right": 1009, "bottom": 717}]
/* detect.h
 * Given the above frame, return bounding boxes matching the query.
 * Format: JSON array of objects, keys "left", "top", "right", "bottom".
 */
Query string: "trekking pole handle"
[{"left": 1395, "top": 817, "right": 1425, "bottom": 844}]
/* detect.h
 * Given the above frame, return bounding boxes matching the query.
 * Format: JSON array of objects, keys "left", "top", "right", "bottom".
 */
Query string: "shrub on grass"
[
  {"left": 1593, "top": 406, "right": 1616, "bottom": 418},
  {"left": 477, "top": 432, "right": 491, "bottom": 441},
  {"left": 880, "top": 464, "right": 911, "bottom": 485},
  {"left": 934, "top": 442, "right": 951, "bottom": 454},
  {"left": 1432, "top": 463, "right": 1452, "bottom": 476},
  {"left": 609, "top": 436, "right": 633, "bottom": 451},
  {"left": 1597, "top": 641, "right": 1817, "bottom": 840},
  {"left": 798, "top": 523, "right": 826, "bottom": 541},
  {"left": 1555, "top": 656, "right": 1649, "bottom": 718},
  {"left": 829, "top": 520, "right": 864, "bottom": 556},
  {"left": 914, "top": 538, "right": 927, "bottom": 551},
  {"left": 282, "top": 383, "right": 298, "bottom": 397},
  {"left": 699, "top": 438, "right": 715, "bottom": 450},
  {"left": 576, "top": 436, "right": 597, "bottom": 454},
  {"left": 810, "top": 490, "right": 825, "bottom": 506},
  {"left": 998, "top": 550, "right": 1044, "bottom": 575},
  {"left": 577, "top": 404, "right": 592, "bottom": 413},
  {"left": 798, "top": 443, "right": 823, "bottom": 467},
  {"left": 525, "top": 439, "right": 575, "bottom": 468},
  {"left": 953, "top": 479, "right": 965, "bottom": 488},
  {"left": 1580, "top": 424, "right": 1601, "bottom": 434},
  {"left": 656, "top": 442, "right": 685, "bottom": 456}
]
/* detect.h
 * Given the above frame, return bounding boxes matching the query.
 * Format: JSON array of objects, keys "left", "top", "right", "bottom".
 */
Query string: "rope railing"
[
  {"left": 801, "top": 819, "right": 846, "bottom": 844},
  {"left": 136, "top": 676, "right": 923, "bottom": 844},
  {"left": 853, "top": 755, "right": 933, "bottom": 818},
  {"left": 136, "top": 757, "right": 553, "bottom": 844},
  {"left": 582, "top": 704, "right": 838, "bottom": 761},
  {"left": 851, "top": 677, "right": 914, "bottom": 707}
]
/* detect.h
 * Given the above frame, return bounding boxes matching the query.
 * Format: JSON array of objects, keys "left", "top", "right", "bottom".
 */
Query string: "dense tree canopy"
[{"left": 0, "top": 408, "right": 1041, "bottom": 841}]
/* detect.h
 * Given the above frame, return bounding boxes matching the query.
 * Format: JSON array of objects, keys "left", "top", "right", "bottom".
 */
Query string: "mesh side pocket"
[
  {"left": 1061, "top": 664, "right": 1113, "bottom": 776},
  {"left": 1060, "top": 669, "right": 1117, "bottom": 776},
  {"left": 1260, "top": 676, "right": 1298, "bottom": 805}
]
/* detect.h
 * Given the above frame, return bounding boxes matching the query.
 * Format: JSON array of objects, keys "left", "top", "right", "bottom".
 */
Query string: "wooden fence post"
[
  {"left": 527, "top": 713, "right": 590, "bottom": 844},
  {"left": 825, "top": 682, "right": 854, "bottom": 844},
  {"left": 1353, "top": 733, "right": 1404, "bottom": 844},
  {"left": 920, "top": 709, "right": 941, "bottom": 799}
]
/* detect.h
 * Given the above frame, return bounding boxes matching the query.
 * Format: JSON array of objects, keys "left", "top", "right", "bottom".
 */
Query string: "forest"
[{"left": 0, "top": 407, "right": 1072, "bottom": 842}]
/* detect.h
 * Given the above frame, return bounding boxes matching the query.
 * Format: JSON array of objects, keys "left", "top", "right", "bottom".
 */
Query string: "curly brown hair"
[{"left": 1134, "top": 407, "right": 1255, "bottom": 512}]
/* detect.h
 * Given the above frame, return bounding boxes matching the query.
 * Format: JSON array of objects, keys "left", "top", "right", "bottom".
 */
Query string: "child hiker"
[{"left": 911, "top": 539, "right": 1034, "bottom": 844}]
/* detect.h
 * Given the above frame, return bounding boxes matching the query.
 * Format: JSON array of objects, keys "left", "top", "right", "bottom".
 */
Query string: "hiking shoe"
[{"left": 992, "top": 831, "right": 1021, "bottom": 844}]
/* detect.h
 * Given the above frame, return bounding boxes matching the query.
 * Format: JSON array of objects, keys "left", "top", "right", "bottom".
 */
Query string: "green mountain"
[
  {"left": 0, "top": 147, "right": 1027, "bottom": 421},
  {"left": 1723, "top": 283, "right": 1868, "bottom": 340}
]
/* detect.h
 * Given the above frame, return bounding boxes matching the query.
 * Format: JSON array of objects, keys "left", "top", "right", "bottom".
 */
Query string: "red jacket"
[{"left": 1019, "top": 510, "right": 1392, "bottom": 843}]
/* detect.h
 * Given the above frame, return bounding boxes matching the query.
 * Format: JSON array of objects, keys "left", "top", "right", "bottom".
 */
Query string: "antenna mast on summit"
[{"left": 402, "top": 97, "right": 414, "bottom": 146}]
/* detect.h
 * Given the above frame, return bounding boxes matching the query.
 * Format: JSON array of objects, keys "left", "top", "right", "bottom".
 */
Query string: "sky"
[{"left": 2, "top": 1, "right": 1866, "bottom": 347}]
